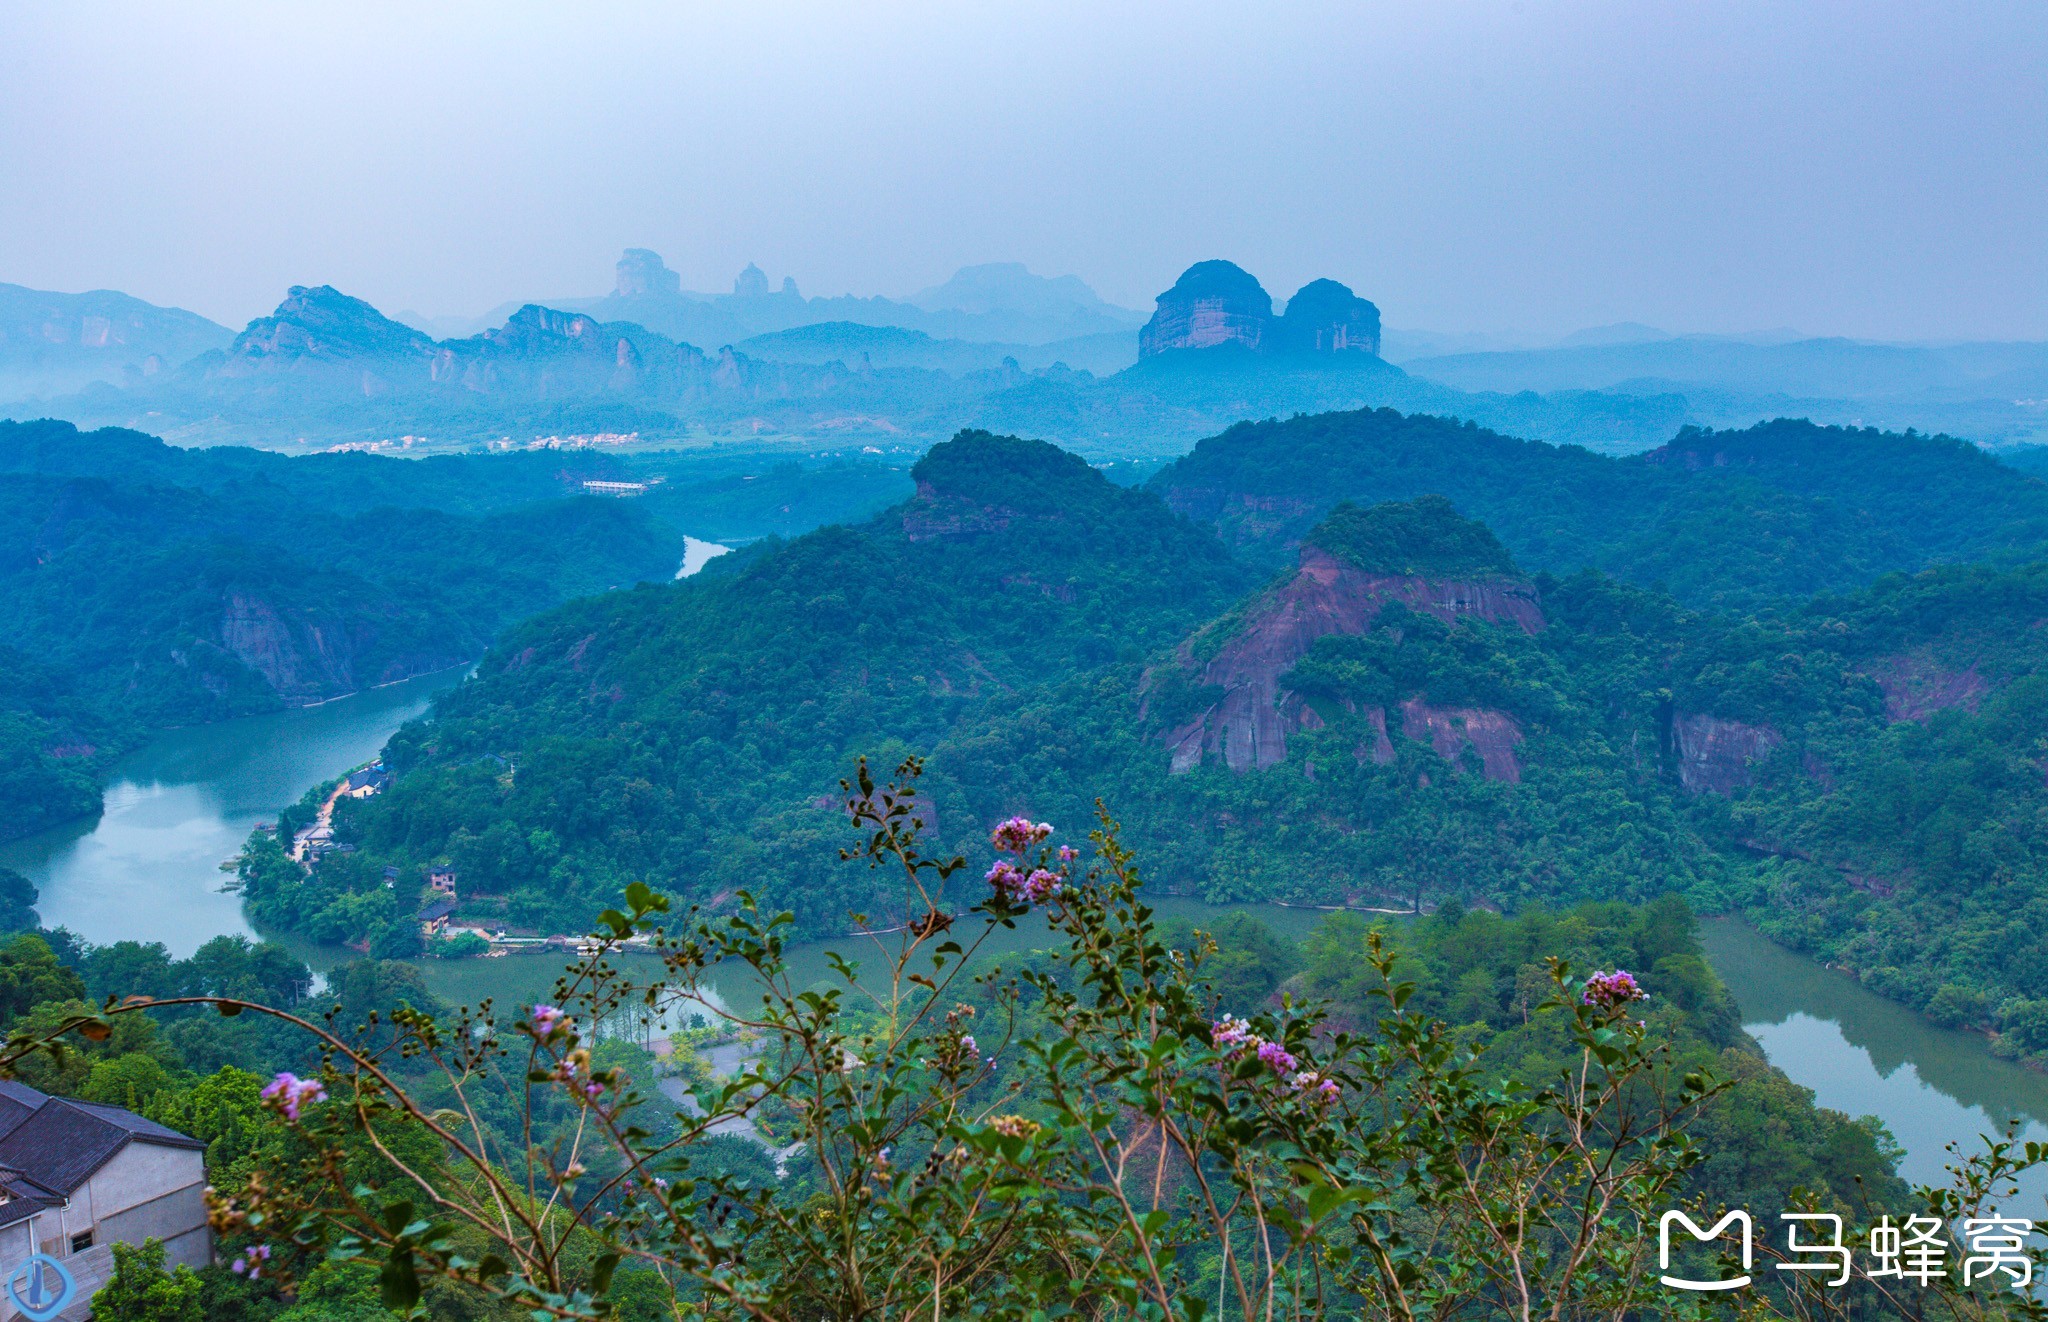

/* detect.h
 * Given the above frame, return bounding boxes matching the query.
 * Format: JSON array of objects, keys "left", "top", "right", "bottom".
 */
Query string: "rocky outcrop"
[
  {"left": 615, "top": 248, "right": 682, "bottom": 299},
  {"left": 1139, "top": 262, "right": 1274, "bottom": 356},
  {"left": 1138, "top": 263, "right": 1384, "bottom": 360},
  {"left": 218, "top": 593, "right": 357, "bottom": 701},
  {"left": 1671, "top": 713, "right": 1781, "bottom": 794},
  {"left": 1861, "top": 651, "right": 1988, "bottom": 722},
  {"left": 225, "top": 286, "right": 436, "bottom": 369},
  {"left": 1400, "top": 699, "right": 1524, "bottom": 782},
  {"left": 901, "top": 479, "right": 1027, "bottom": 542},
  {"left": 1274, "top": 280, "right": 1382, "bottom": 356},
  {"left": 1163, "top": 544, "right": 1542, "bottom": 773}
]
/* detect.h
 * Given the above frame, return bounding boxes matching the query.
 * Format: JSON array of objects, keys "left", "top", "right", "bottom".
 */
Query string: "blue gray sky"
[{"left": 3, "top": 1, "right": 2045, "bottom": 339}]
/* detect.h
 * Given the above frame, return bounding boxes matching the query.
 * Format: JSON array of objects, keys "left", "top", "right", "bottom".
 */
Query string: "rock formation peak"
[
  {"left": 614, "top": 249, "right": 681, "bottom": 299},
  {"left": 1276, "top": 279, "right": 1381, "bottom": 356},
  {"left": 733, "top": 263, "right": 771, "bottom": 299},
  {"left": 1139, "top": 261, "right": 1382, "bottom": 360}
]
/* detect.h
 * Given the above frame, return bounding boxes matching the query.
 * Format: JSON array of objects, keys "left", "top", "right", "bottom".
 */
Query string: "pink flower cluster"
[
  {"left": 959, "top": 1034, "right": 979, "bottom": 1059},
  {"left": 1582, "top": 970, "right": 1647, "bottom": 1011},
  {"left": 1255, "top": 1040, "right": 1299, "bottom": 1073},
  {"left": 1291, "top": 1071, "right": 1342, "bottom": 1102},
  {"left": 985, "top": 860, "right": 1063, "bottom": 905},
  {"left": 1210, "top": 1015, "right": 1254, "bottom": 1050},
  {"left": 530, "top": 1004, "right": 569, "bottom": 1038},
  {"left": 260, "top": 1072, "right": 326, "bottom": 1121},
  {"left": 990, "top": 817, "right": 1053, "bottom": 852},
  {"left": 1212, "top": 1016, "right": 1300, "bottom": 1074},
  {"left": 228, "top": 1244, "right": 271, "bottom": 1278}
]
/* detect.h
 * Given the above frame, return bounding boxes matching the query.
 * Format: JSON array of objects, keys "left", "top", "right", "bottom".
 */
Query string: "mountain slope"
[
  {"left": 0, "top": 283, "right": 233, "bottom": 399},
  {"left": 260, "top": 431, "right": 1256, "bottom": 944},
  {"left": 1150, "top": 409, "right": 2048, "bottom": 604}
]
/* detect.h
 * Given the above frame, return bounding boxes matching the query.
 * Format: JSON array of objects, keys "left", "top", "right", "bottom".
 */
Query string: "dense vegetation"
[
  {"left": 0, "top": 420, "right": 911, "bottom": 842},
  {"left": 1151, "top": 410, "right": 2048, "bottom": 604},
  {"left": 236, "top": 416, "right": 2048, "bottom": 1073},
  {"left": 67, "top": 781, "right": 2016, "bottom": 1319}
]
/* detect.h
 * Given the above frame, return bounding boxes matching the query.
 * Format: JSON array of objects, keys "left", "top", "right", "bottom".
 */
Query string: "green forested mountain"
[
  {"left": 236, "top": 418, "right": 2048, "bottom": 1066},
  {"left": 1151, "top": 409, "right": 2048, "bottom": 604}
]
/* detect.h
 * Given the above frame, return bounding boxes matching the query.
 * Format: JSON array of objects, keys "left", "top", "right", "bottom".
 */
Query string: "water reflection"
[
  {"left": 1702, "top": 918, "right": 2048, "bottom": 1203},
  {"left": 0, "top": 667, "right": 467, "bottom": 958}
]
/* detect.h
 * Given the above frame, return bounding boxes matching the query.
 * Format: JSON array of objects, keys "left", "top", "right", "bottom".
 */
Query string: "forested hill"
[
  {"left": 255, "top": 420, "right": 2048, "bottom": 1066},
  {"left": 263, "top": 432, "right": 1255, "bottom": 945},
  {"left": 0, "top": 419, "right": 703, "bottom": 841},
  {"left": 1149, "top": 409, "right": 2048, "bottom": 604}
]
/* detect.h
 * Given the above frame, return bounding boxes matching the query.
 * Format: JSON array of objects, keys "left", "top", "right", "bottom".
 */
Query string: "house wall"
[{"left": 0, "top": 1145, "right": 211, "bottom": 1320}]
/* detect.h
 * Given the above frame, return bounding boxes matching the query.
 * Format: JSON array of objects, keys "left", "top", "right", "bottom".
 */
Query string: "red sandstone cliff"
[{"left": 1161, "top": 545, "right": 1541, "bottom": 777}]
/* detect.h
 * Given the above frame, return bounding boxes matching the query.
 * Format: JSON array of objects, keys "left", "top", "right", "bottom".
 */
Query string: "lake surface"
[
  {"left": 676, "top": 536, "right": 731, "bottom": 578},
  {"left": 0, "top": 667, "right": 466, "bottom": 957},
  {"left": 1702, "top": 918, "right": 2048, "bottom": 1206}
]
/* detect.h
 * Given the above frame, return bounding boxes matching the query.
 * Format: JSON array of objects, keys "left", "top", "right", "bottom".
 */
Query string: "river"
[
  {"left": 6, "top": 663, "right": 2046, "bottom": 1199},
  {"left": 0, "top": 668, "right": 466, "bottom": 957}
]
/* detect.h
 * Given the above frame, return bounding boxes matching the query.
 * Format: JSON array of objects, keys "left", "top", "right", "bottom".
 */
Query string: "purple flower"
[
  {"left": 1057, "top": 845, "right": 1079, "bottom": 863},
  {"left": 530, "top": 1004, "right": 568, "bottom": 1037},
  {"left": 260, "top": 1072, "right": 326, "bottom": 1122},
  {"left": 959, "top": 1034, "right": 979, "bottom": 1059},
  {"left": 228, "top": 1244, "right": 271, "bottom": 1277},
  {"left": 1291, "top": 1071, "right": 1341, "bottom": 1102},
  {"left": 1021, "top": 869, "right": 1063, "bottom": 903},
  {"left": 1582, "top": 970, "right": 1647, "bottom": 1012},
  {"left": 990, "top": 816, "right": 1054, "bottom": 852},
  {"left": 1255, "top": 1040, "right": 1299, "bottom": 1073}
]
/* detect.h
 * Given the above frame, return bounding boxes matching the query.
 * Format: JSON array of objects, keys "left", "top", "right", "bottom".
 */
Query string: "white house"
[{"left": 0, "top": 1080, "right": 209, "bottom": 1319}]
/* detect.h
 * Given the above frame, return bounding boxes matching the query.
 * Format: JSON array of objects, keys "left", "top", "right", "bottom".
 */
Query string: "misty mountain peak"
[
  {"left": 230, "top": 285, "right": 434, "bottom": 362},
  {"left": 910, "top": 262, "right": 1127, "bottom": 319},
  {"left": 733, "top": 263, "right": 771, "bottom": 298},
  {"left": 614, "top": 248, "right": 681, "bottom": 299}
]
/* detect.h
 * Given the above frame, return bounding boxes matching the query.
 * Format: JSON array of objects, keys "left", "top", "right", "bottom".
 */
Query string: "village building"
[
  {"left": 0, "top": 1080, "right": 208, "bottom": 1319},
  {"left": 428, "top": 867, "right": 457, "bottom": 897},
  {"left": 340, "top": 764, "right": 391, "bottom": 799},
  {"left": 419, "top": 897, "right": 457, "bottom": 936}
]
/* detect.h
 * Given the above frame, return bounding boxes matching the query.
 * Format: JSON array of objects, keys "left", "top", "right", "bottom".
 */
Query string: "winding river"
[{"left": 6, "top": 651, "right": 2047, "bottom": 1200}]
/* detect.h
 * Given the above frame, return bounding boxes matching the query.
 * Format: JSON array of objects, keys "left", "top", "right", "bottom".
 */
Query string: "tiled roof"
[{"left": 0, "top": 1083, "right": 202, "bottom": 1197}]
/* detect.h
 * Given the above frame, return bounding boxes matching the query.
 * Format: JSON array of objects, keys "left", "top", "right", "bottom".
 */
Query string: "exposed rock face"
[
  {"left": 1862, "top": 651, "right": 1989, "bottom": 722},
  {"left": 1671, "top": 713, "right": 1782, "bottom": 794},
  {"left": 1400, "top": 698, "right": 1524, "bottom": 783},
  {"left": 1139, "top": 261, "right": 1274, "bottom": 357},
  {"left": 215, "top": 591, "right": 468, "bottom": 706},
  {"left": 615, "top": 249, "right": 682, "bottom": 299},
  {"left": 900, "top": 478, "right": 1027, "bottom": 542},
  {"left": 1274, "top": 279, "right": 1382, "bottom": 356},
  {"left": 218, "top": 593, "right": 356, "bottom": 701},
  {"left": 1163, "top": 544, "right": 1542, "bottom": 773},
  {"left": 733, "top": 263, "right": 771, "bottom": 299},
  {"left": 226, "top": 286, "right": 436, "bottom": 369},
  {"left": 1138, "top": 263, "right": 1385, "bottom": 360}
]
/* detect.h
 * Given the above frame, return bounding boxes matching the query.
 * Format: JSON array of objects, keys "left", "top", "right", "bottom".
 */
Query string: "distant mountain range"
[
  {"left": 8, "top": 253, "right": 2048, "bottom": 454},
  {"left": 425, "top": 251, "right": 1149, "bottom": 348},
  {"left": 0, "top": 283, "right": 233, "bottom": 398}
]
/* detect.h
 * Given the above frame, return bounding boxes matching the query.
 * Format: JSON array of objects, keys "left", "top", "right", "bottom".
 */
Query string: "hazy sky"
[{"left": 4, "top": 1, "right": 2045, "bottom": 339}]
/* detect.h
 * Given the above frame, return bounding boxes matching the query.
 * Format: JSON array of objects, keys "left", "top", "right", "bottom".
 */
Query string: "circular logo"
[{"left": 5, "top": 1254, "right": 76, "bottom": 1322}]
